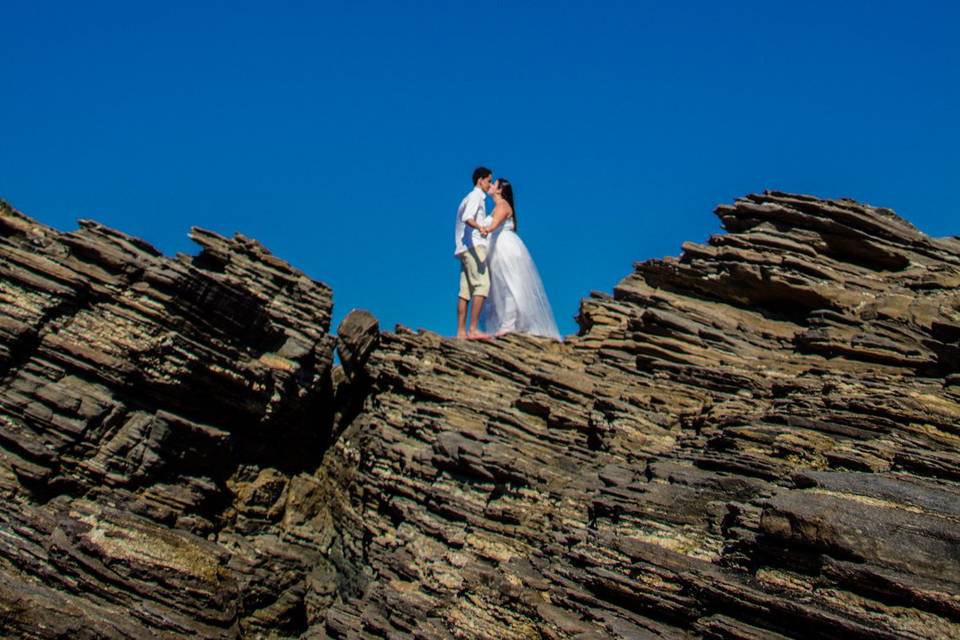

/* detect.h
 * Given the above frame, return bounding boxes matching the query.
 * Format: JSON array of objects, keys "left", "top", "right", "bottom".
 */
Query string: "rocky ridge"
[
  {"left": 0, "top": 192, "right": 958, "bottom": 638},
  {"left": 0, "top": 200, "right": 338, "bottom": 637}
]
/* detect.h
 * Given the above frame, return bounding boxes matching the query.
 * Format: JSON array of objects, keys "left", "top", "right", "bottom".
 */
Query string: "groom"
[{"left": 455, "top": 166, "right": 493, "bottom": 339}]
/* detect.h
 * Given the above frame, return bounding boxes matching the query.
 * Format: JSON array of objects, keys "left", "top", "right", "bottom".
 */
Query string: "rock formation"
[
  {"left": 0, "top": 192, "right": 958, "bottom": 639},
  {"left": 0, "top": 200, "right": 338, "bottom": 637}
]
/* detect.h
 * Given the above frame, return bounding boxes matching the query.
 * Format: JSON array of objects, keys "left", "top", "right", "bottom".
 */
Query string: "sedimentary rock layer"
[
  {"left": 0, "top": 199, "right": 338, "bottom": 637},
  {"left": 1, "top": 192, "right": 958, "bottom": 639},
  {"left": 322, "top": 192, "right": 960, "bottom": 639}
]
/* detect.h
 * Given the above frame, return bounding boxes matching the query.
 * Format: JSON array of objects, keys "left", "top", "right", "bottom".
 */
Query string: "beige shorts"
[{"left": 458, "top": 246, "right": 489, "bottom": 300}]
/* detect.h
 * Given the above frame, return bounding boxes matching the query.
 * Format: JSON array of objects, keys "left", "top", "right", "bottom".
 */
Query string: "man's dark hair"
[{"left": 472, "top": 166, "right": 492, "bottom": 185}]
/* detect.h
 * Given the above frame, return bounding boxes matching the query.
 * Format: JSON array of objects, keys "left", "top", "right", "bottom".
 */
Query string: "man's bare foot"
[
  {"left": 456, "top": 331, "right": 468, "bottom": 340},
  {"left": 467, "top": 330, "right": 491, "bottom": 340}
]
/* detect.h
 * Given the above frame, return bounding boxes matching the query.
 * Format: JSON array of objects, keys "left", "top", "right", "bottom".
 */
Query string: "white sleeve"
[{"left": 460, "top": 193, "right": 481, "bottom": 223}]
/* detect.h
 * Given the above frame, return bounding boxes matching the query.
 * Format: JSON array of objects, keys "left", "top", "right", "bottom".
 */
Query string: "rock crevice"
[{"left": 1, "top": 192, "right": 959, "bottom": 639}]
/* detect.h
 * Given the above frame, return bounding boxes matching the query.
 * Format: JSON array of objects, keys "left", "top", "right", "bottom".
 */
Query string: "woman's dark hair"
[
  {"left": 498, "top": 178, "right": 517, "bottom": 232},
  {"left": 472, "top": 166, "right": 492, "bottom": 185}
]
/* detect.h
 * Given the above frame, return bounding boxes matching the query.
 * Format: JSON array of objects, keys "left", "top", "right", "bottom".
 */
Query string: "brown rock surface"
[
  {"left": 2, "top": 192, "right": 959, "bottom": 639},
  {"left": 0, "top": 198, "right": 338, "bottom": 637}
]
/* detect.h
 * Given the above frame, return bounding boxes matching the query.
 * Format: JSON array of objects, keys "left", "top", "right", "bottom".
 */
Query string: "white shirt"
[{"left": 454, "top": 186, "right": 489, "bottom": 256}]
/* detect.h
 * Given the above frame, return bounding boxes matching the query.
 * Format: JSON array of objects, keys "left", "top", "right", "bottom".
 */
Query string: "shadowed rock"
[
  {"left": 1, "top": 192, "right": 959, "bottom": 639},
  {"left": 336, "top": 309, "right": 379, "bottom": 381},
  {"left": 0, "top": 199, "right": 338, "bottom": 637}
]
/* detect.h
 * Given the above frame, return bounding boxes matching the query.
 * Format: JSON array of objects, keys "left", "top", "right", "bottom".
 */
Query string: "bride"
[{"left": 481, "top": 179, "right": 561, "bottom": 340}]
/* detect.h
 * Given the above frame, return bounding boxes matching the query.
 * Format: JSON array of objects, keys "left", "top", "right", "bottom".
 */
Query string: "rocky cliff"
[{"left": 0, "top": 192, "right": 958, "bottom": 639}]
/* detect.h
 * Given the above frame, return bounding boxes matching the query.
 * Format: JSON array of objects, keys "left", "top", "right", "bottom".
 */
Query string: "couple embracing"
[{"left": 454, "top": 166, "right": 561, "bottom": 341}]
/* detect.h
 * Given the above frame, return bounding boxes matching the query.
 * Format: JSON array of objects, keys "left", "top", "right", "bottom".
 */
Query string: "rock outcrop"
[
  {"left": 0, "top": 200, "right": 339, "bottom": 637},
  {"left": 1, "top": 192, "right": 959, "bottom": 639}
]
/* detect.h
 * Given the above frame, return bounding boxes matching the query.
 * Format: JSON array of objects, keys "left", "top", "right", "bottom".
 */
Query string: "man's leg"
[
  {"left": 466, "top": 246, "right": 490, "bottom": 339},
  {"left": 468, "top": 294, "right": 486, "bottom": 338},
  {"left": 457, "top": 296, "right": 468, "bottom": 339},
  {"left": 457, "top": 259, "right": 470, "bottom": 339}
]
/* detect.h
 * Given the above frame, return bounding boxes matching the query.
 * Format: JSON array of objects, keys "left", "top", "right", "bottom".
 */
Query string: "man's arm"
[
  {"left": 460, "top": 192, "right": 488, "bottom": 234},
  {"left": 460, "top": 192, "right": 482, "bottom": 223}
]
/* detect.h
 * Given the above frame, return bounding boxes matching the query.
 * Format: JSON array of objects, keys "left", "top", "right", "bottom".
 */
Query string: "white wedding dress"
[{"left": 483, "top": 216, "right": 561, "bottom": 339}]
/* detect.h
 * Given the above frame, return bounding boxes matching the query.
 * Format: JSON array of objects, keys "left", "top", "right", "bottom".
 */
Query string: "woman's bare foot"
[
  {"left": 456, "top": 331, "right": 468, "bottom": 340},
  {"left": 467, "top": 330, "right": 491, "bottom": 340}
]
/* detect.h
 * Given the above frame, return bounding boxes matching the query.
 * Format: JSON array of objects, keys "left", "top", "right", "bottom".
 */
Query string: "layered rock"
[
  {"left": 320, "top": 193, "right": 960, "bottom": 639},
  {"left": 1, "top": 192, "right": 959, "bottom": 639},
  {"left": 0, "top": 199, "right": 339, "bottom": 637}
]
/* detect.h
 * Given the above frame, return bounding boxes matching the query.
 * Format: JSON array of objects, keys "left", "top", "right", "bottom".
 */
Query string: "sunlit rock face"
[
  {"left": 0, "top": 200, "right": 338, "bottom": 637},
  {"left": 1, "top": 192, "right": 958, "bottom": 639}
]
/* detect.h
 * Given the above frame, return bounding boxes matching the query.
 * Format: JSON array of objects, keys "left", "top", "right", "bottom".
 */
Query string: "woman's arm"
[{"left": 483, "top": 205, "right": 512, "bottom": 234}]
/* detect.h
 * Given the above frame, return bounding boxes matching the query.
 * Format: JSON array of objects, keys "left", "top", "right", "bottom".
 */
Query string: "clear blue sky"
[{"left": 2, "top": 1, "right": 957, "bottom": 337}]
